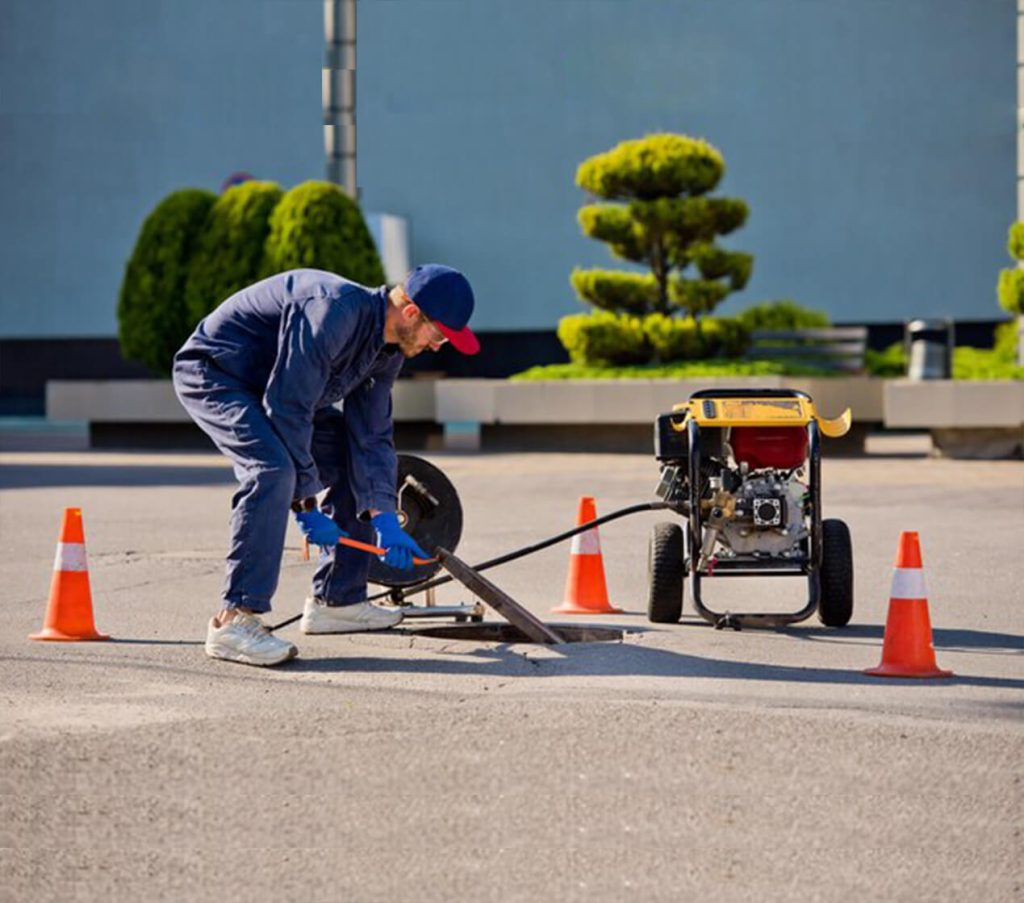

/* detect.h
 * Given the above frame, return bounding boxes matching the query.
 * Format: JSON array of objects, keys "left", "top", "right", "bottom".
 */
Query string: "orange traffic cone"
[
  {"left": 30, "top": 508, "right": 109, "bottom": 642},
  {"left": 864, "top": 531, "right": 951, "bottom": 678},
  {"left": 553, "top": 496, "right": 621, "bottom": 615}
]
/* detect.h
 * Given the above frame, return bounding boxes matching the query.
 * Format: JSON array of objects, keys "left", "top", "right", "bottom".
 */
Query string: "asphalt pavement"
[{"left": 1, "top": 444, "right": 1021, "bottom": 901}]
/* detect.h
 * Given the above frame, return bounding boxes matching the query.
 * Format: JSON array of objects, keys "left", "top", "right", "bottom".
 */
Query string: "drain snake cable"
[{"left": 270, "top": 500, "right": 673, "bottom": 632}]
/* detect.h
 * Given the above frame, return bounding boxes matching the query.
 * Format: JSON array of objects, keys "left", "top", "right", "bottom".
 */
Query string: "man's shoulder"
[{"left": 281, "top": 269, "right": 379, "bottom": 302}]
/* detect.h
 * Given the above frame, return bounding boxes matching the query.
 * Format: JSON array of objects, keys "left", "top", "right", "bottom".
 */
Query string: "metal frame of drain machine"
[
  {"left": 681, "top": 389, "right": 835, "bottom": 630},
  {"left": 384, "top": 583, "right": 485, "bottom": 623}
]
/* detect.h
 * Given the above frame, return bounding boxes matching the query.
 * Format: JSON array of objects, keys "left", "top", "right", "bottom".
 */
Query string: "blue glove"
[
  {"left": 294, "top": 509, "right": 347, "bottom": 548},
  {"left": 372, "top": 511, "right": 428, "bottom": 571}
]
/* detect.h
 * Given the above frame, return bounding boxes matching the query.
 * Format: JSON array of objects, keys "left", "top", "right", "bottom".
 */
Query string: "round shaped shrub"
[
  {"left": 576, "top": 133, "right": 725, "bottom": 200},
  {"left": 261, "top": 180, "right": 385, "bottom": 285},
  {"left": 557, "top": 312, "right": 649, "bottom": 366},
  {"left": 1008, "top": 222, "right": 1024, "bottom": 262},
  {"left": 570, "top": 269, "right": 658, "bottom": 315},
  {"left": 117, "top": 188, "right": 216, "bottom": 375},
  {"left": 184, "top": 180, "right": 283, "bottom": 323}
]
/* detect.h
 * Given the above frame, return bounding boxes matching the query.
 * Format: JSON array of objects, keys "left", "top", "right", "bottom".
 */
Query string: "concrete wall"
[
  {"left": 0, "top": 0, "right": 322, "bottom": 338},
  {"left": 0, "top": 0, "right": 1015, "bottom": 339},
  {"left": 358, "top": 0, "right": 1015, "bottom": 330}
]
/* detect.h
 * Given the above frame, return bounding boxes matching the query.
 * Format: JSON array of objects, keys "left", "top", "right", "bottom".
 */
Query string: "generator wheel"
[
  {"left": 818, "top": 518, "right": 853, "bottom": 627},
  {"left": 648, "top": 522, "right": 685, "bottom": 623}
]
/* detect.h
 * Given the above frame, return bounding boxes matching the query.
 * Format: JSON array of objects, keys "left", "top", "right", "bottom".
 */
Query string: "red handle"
[{"left": 301, "top": 536, "right": 436, "bottom": 566}]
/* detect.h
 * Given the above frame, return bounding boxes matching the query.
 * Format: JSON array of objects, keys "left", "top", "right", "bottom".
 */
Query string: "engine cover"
[{"left": 719, "top": 474, "right": 808, "bottom": 556}]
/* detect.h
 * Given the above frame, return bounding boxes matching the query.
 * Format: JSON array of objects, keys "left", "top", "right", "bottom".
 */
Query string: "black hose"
[{"left": 269, "top": 500, "right": 674, "bottom": 632}]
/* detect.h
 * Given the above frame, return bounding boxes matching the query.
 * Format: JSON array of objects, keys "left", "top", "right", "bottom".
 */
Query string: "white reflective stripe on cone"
[
  {"left": 54, "top": 542, "right": 88, "bottom": 572},
  {"left": 890, "top": 567, "right": 926, "bottom": 600},
  {"left": 570, "top": 530, "right": 601, "bottom": 556}
]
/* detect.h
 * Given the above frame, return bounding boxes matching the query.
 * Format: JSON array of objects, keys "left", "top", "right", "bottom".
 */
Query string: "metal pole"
[{"left": 324, "top": 0, "right": 357, "bottom": 198}]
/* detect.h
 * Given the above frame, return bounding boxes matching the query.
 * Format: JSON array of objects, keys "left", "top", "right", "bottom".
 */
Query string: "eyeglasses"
[
  {"left": 400, "top": 290, "right": 448, "bottom": 345},
  {"left": 417, "top": 311, "right": 448, "bottom": 346}
]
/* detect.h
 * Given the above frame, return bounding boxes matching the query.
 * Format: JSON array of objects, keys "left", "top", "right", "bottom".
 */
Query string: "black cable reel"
[{"left": 368, "top": 454, "right": 463, "bottom": 589}]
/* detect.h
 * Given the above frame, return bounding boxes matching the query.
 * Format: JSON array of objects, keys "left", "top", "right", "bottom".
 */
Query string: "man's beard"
[{"left": 392, "top": 316, "right": 425, "bottom": 358}]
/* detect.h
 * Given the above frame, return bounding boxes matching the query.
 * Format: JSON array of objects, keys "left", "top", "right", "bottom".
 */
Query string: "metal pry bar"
[{"left": 435, "top": 548, "right": 566, "bottom": 645}]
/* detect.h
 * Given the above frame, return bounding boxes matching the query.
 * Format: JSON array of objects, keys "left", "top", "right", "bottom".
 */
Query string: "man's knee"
[{"left": 244, "top": 455, "right": 297, "bottom": 503}]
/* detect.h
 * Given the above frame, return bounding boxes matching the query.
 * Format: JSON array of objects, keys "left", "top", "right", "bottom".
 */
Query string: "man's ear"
[{"left": 402, "top": 303, "right": 421, "bottom": 321}]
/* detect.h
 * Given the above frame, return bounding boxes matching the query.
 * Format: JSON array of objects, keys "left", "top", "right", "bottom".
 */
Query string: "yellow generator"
[{"left": 650, "top": 388, "right": 854, "bottom": 630}]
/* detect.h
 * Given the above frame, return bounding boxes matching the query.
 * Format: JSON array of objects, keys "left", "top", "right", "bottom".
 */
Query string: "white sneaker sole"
[
  {"left": 300, "top": 612, "right": 403, "bottom": 635},
  {"left": 205, "top": 642, "right": 298, "bottom": 667}
]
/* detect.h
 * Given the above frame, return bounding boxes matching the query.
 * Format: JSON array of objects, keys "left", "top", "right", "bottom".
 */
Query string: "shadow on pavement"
[
  {"left": 780, "top": 624, "right": 1022, "bottom": 655},
  {"left": 285, "top": 641, "right": 1024, "bottom": 690}
]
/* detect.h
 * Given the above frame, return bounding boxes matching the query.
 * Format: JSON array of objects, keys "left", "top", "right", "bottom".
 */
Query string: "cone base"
[
  {"left": 551, "top": 604, "right": 623, "bottom": 615},
  {"left": 864, "top": 663, "right": 953, "bottom": 679},
  {"left": 29, "top": 628, "right": 110, "bottom": 642}
]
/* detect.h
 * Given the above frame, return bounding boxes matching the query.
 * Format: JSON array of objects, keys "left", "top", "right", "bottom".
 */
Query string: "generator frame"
[{"left": 668, "top": 388, "right": 832, "bottom": 630}]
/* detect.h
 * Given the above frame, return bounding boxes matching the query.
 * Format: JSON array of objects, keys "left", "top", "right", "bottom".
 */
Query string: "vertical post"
[
  {"left": 324, "top": 0, "right": 357, "bottom": 198},
  {"left": 1019, "top": 2, "right": 1024, "bottom": 364}
]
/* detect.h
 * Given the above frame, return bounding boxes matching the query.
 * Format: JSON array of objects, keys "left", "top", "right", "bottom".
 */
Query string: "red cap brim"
[{"left": 436, "top": 322, "right": 480, "bottom": 355}]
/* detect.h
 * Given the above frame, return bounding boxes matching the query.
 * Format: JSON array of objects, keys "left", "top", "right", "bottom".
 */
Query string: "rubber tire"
[
  {"left": 818, "top": 518, "right": 853, "bottom": 627},
  {"left": 648, "top": 522, "right": 685, "bottom": 623}
]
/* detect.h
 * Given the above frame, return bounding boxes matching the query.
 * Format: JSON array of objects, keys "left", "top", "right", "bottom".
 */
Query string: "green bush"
[
  {"left": 642, "top": 313, "right": 702, "bottom": 361},
  {"left": 184, "top": 180, "right": 283, "bottom": 323},
  {"left": 511, "top": 359, "right": 830, "bottom": 381},
  {"left": 736, "top": 299, "right": 831, "bottom": 331},
  {"left": 117, "top": 188, "right": 216, "bottom": 375},
  {"left": 1008, "top": 222, "right": 1024, "bottom": 262},
  {"left": 556, "top": 312, "right": 649, "bottom": 366},
  {"left": 864, "top": 341, "right": 907, "bottom": 377},
  {"left": 571, "top": 132, "right": 752, "bottom": 325},
  {"left": 997, "top": 268, "right": 1024, "bottom": 317},
  {"left": 953, "top": 347, "right": 1024, "bottom": 380},
  {"left": 576, "top": 133, "right": 725, "bottom": 200},
  {"left": 262, "top": 180, "right": 385, "bottom": 285},
  {"left": 559, "top": 310, "right": 750, "bottom": 366},
  {"left": 569, "top": 269, "right": 658, "bottom": 314},
  {"left": 698, "top": 316, "right": 750, "bottom": 357},
  {"left": 993, "top": 320, "right": 1019, "bottom": 361}
]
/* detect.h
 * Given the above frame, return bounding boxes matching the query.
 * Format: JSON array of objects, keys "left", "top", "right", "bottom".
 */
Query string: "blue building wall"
[
  {"left": 0, "top": 0, "right": 322, "bottom": 338},
  {"left": 0, "top": 0, "right": 1015, "bottom": 338},
  {"left": 358, "top": 0, "right": 1015, "bottom": 330}
]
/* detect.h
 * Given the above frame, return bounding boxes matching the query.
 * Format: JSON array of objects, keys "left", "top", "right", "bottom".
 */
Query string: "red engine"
[{"left": 730, "top": 426, "right": 808, "bottom": 470}]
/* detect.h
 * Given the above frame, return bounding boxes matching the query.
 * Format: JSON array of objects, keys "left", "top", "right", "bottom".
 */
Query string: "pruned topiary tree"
[
  {"left": 184, "top": 180, "right": 283, "bottom": 324},
  {"left": 261, "top": 180, "right": 385, "bottom": 285},
  {"left": 117, "top": 188, "right": 216, "bottom": 375},
  {"left": 572, "top": 133, "right": 753, "bottom": 321},
  {"left": 997, "top": 221, "right": 1024, "bottom": 365}
]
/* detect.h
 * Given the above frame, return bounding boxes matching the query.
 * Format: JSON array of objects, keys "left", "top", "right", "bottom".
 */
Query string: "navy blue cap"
[{"left": 404, "top": 264, "right": 479, "bottom": 355}]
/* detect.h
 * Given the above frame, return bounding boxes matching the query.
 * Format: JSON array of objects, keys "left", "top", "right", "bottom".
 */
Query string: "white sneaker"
[
  {"left": 300, "top": 597, "right": 404, "bottom": 634},
  {"left": 205, "top": 611, "right": 298, "bottom": 666}
]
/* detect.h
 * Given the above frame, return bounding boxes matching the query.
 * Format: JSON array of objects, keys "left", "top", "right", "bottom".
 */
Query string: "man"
[{"left": 172, "top": 264, "right": 479, "bottom": 666}]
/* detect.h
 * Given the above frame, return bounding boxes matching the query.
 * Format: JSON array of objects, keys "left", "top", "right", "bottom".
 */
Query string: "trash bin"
[{"left": 905, "top": 318, "right": 954, "bottom": 380}]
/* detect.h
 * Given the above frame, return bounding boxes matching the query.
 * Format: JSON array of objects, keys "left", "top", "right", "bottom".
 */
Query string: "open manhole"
[{"left": 409, "top": 623, "right": 623, "bottom": 644}]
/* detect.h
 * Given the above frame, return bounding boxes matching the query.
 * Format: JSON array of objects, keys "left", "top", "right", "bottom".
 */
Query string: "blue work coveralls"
[{"left": 172, "top": 269, "right": 404, "bottom": 613}]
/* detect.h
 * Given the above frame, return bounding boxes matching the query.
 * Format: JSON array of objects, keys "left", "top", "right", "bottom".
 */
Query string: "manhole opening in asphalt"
[{"left": 409, "top": 623, "right": 623, "bottom": 644}]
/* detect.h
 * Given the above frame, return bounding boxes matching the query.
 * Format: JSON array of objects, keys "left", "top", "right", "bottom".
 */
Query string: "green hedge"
[
  {"left": 557, "top": 311, "right": 649, "bottom": 366},
  {"left": 736, "top": 299, "right": 831, "bottom": 331},
  {"left": 512, "top": 360, "right": 826, "bottom": 380},
  {"left": 117, "top": 188, "right": 216, "bottom": 375},
  {"left": 558, "top": 311, "right": 749, "bottom": 366},
  {"left": 262, "top": 180, "right": 385, "bottom": 284},
  {"left": 864, "top": 342, "right": 907, "bottom": 377},
  {"left": 184, "top": 180, "right": 283, "bottom": 324}
]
